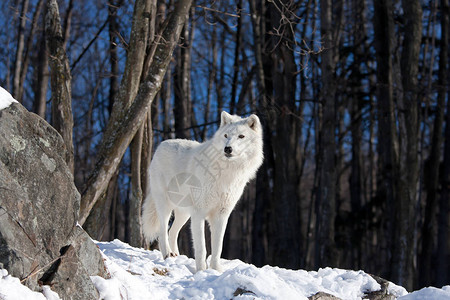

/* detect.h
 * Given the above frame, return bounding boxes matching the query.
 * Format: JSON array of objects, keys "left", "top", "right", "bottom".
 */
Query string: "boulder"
[{"left": 0, "top": 100, "right": 107, "bottom": 299}]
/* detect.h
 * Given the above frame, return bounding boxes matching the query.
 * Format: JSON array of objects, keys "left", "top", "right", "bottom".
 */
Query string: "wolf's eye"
[
  {"left": 238, "top": 135, "right": 245, "bottom": 139},
  {"left": 224, "top": 134, "right": 228, "bottom": 138}
]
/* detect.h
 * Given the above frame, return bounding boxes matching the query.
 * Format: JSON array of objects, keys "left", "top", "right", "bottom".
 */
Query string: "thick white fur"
[{"left": 142, "top": 111, "right": 263, "bottom": 272}]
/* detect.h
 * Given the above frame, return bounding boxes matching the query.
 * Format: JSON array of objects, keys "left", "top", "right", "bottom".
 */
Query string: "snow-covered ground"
[
  {"left": 0, "top": 86, "right": 18, "bottom": 110},
  {"left": 1, "top": 239, "right": 450, "bottom": 300}
]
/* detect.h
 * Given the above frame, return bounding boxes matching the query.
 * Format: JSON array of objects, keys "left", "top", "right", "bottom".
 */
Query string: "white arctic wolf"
[{"left": 142, "top": 111, "right": 263, "bottom": 272}]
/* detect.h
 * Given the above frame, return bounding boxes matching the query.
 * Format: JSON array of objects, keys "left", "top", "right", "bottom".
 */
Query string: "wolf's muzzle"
[{"left": 224, "top": 146, "right": 232, "bottom": 154}]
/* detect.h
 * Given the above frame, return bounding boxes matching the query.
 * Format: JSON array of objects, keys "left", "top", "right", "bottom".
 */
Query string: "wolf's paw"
[
  {"left": 195, "top": 261, "right": 207, "bottom": 272},
  {"left": 210, "top": 260, "right": 224, "bottom": 272},
  {"left": 164, "top": 252, "right": 178, "bottom": 259}
]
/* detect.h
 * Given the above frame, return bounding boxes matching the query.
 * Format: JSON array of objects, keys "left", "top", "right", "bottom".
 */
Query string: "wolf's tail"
[{"left": 142, "top": 194, "right": 160, "bottom": 243}]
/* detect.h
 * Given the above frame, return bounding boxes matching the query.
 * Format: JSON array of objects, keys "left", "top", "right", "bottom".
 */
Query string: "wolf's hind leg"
[
  {"left": 155, "top": 200, "right": 173, "bottom": 259},
  {"left": 169, "top": 209, "right": 190, "bottom": 255}
]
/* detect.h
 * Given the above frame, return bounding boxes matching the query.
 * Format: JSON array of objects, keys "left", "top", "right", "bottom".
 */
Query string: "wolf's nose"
[{"left": 224, "top": 146, "right": 233, "bottom": 154}]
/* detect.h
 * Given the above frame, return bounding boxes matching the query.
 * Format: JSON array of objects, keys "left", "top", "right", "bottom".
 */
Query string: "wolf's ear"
[
  {"left": 247, "top": 114, "right": 261, "bottom": 131},
  {"left": 220, "top": 111, "right": 233, "bottom": 127}
]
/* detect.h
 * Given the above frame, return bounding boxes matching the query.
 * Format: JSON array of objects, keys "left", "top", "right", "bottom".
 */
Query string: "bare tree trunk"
[
  {"left": 249, "top": 0, "right": 268, "bottom": 267},
  {"left": 202, "top": 25, "right": 216, "bottom": 140},
  {"left": 173, "top": 9, "right": 193, "bottom": 139},
  {"left": 79, "top": 0, "right": 193, "bottom": 225},
  {"left": 128, "top": 0, "right": 157, "bottom": 248},
  {"left": 33, "top": 30, "right": 49, "bottom": 118},
  {"left": 45, "top": 0, "right": 74, "bottom": 174},
  {"left": 392, "top": 0, "right": 422, "bottom": 290},
  {"left": 18, "top": 0, "right": 44, "bottom": 103},
  {"left": 229, "top": 0, "right": 242, "bottom": 115},
  {"left": 129, "top": 125, "right": 145, "bottom": 246},
  {"left": 215, "top": 29, "right": 226, "bottom": 122},
  {"left": 420, "top": 0, "right": 447, "bottom": 286},
  {"left": 62, "top": 0, "right": 73, "bottom": 48},
  {"left": 315, "top": 0, "right": 337, "bottom": 268},
  {"left": 84, "top": 175, "right": 117, "bottom": 240},
  {"left": 107, "top": 0, "right": 151, "bottom": 128},
  {"left": 12, "top": 0, "right": 29, "bottom": 102},
  {"left": 349, "top": 0, "right": 366, "bottom": 270},
  {"left": 256, "top": 0, "right": 303, "bottom": 269},
  {"left": 373, "top": 0, "right": 398, "bottom": 281},
  {"left": 436, "top": 0, "right": 450, "bottom": 287}
]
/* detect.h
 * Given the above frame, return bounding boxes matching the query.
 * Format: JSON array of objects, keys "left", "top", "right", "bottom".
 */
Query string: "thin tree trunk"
[
  {"left": 173, "top": 9, "right": 192, "bottom": 139},
  {"left": 216, "top": 28, "right": 226, "bottom": 122},
  {"left": 79, "top": 0, "right": 193, "bottom": 225},
  {"left": 203, "top": 25, "right": 216, "bottom": 140},
  {"left": 260, "top": 0, "right": 302, "bottom": 269},
  {"left": 129, "top": 125, "right": 145, "bottom": 246},
  {"left": 419, "top": 0, "right": 446, "bottom": 286},
  {"left": 12, "top": 0, "right": 29, "bottom": 102},
  {"left": 392, "top": 0, "right": 422, "bottom": 290},
  {"left": 373, "top": 0, "right": 398, "bottom": 280},
  {"left": 229, "top": 0, "right": 242, "bottom": 115},
  {"left": 33, "top": 30, "right": 49, "bottom": 118},
  {"left": 436, "top": 0, "right": 450, "bottom": 287},
  {"left": 157, "top": 0, "right": 170, "bottom": 140},
  {"left": 249, "top": 0, "right": 268, "bottom": 267},
  {"left": 349, "top": 0, "right": 366, "bottom": 270},
  {"left": 45, "top": 0, "right": 74, "bottom": 174},
  {"left": 62, "top": 0, "right": 73, "bottom": 49},
  {"left": 128, "top": 0, "right": 157, "bottom": 248},
  {"left": 315, "top": 0, "right": 337, "bottom": 268},
  {"left": 84, "top": 175, "right": 117, "bottom": 240},
  {"left": 18, "top": 0, "right": 44, "bottom": 103}
]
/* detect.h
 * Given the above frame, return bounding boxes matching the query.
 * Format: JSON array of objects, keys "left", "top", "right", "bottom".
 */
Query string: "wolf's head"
[{"left": 212, "top": 111, "right": 263, "bottom": 167}]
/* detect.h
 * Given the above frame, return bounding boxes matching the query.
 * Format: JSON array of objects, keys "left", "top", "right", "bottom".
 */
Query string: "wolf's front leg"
[
  {"left": 191, "top": 215, "right": 207, "bottom": 271},
  {"left": 209, "top": 215, "right": 229, "bottom": 272}
]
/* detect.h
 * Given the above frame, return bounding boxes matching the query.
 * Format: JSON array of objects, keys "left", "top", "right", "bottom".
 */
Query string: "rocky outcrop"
[
  {"left": 307, "top": 275, "right": 399, "bottom": 300},
  {"left": 0, "top": 101, "right": 107, "bottom": 299}
]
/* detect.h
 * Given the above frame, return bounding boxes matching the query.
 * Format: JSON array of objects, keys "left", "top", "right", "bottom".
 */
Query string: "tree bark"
[
  {"left": 229, "top": 0, "right": 242, "bottom": 115},
  {"left": 12, "top": 0, "right": 29, "bottom": 102},
  {"left": 348, "top": 0, "right": 366, "bottom": 269},
  {"left": 79, "top": 0, "right": 193, "bottom": 226},
  {"left": 373, "top": 0, "right": 398, "bottom": 280},
  {"left": 18, "top": 0, "right": 44, "bottom": 103},
  {"left": 392, "top": 0, "right": 422, "bottom": 290},
  {"left": 436, "top": 0, "right": 450, "bottom": 287},
  {"left": 256, "top": 0, "right": 303, "bottom": 269},
  {"left": 45, "top": 0, "right": 74, "bottom": 174},
  {"left": 420, "top": 0, "right": 447, "bottom": 286},
  {"left": 315, "top": 0, "right": 337, "bottom": 268},
  {"left": 128, "top": 0, "right": 156, "bottom": 248},
  {"left": 249, "top": 0, "right": 268, "bottom": 267},
  {"left": 173, "top": 9, "right": 193, "bottom": 139},
  {"left": 33, "top": 30, "right": 49, "bottom": 118}
]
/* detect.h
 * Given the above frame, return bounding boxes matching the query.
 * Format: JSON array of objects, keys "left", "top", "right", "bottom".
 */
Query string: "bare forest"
[{"left": 0, "top": 0, "right": 449, "bottom": 291}]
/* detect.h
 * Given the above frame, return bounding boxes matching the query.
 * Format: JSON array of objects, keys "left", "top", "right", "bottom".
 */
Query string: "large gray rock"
[{"left": 0, "top": 102, "right": 107, "bottom": 299}]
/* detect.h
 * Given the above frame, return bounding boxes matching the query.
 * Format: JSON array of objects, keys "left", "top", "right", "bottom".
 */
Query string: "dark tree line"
[{"left": 0, "top": 0, "right": 449, "bottom": 291}]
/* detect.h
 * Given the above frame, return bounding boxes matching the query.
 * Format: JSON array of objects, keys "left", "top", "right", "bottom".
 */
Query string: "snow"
[
  {"left": 0, "top": 86, "right": 18, "bottom": 110},
  {"left": 1, "top": 239, "right": 449, "bottom": 300},
  {"left": 399, "top": 286, "right": 450, "bottom": 300},
  {"left": 0, "top": 269, "right": 60, "bottom": 300}
]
